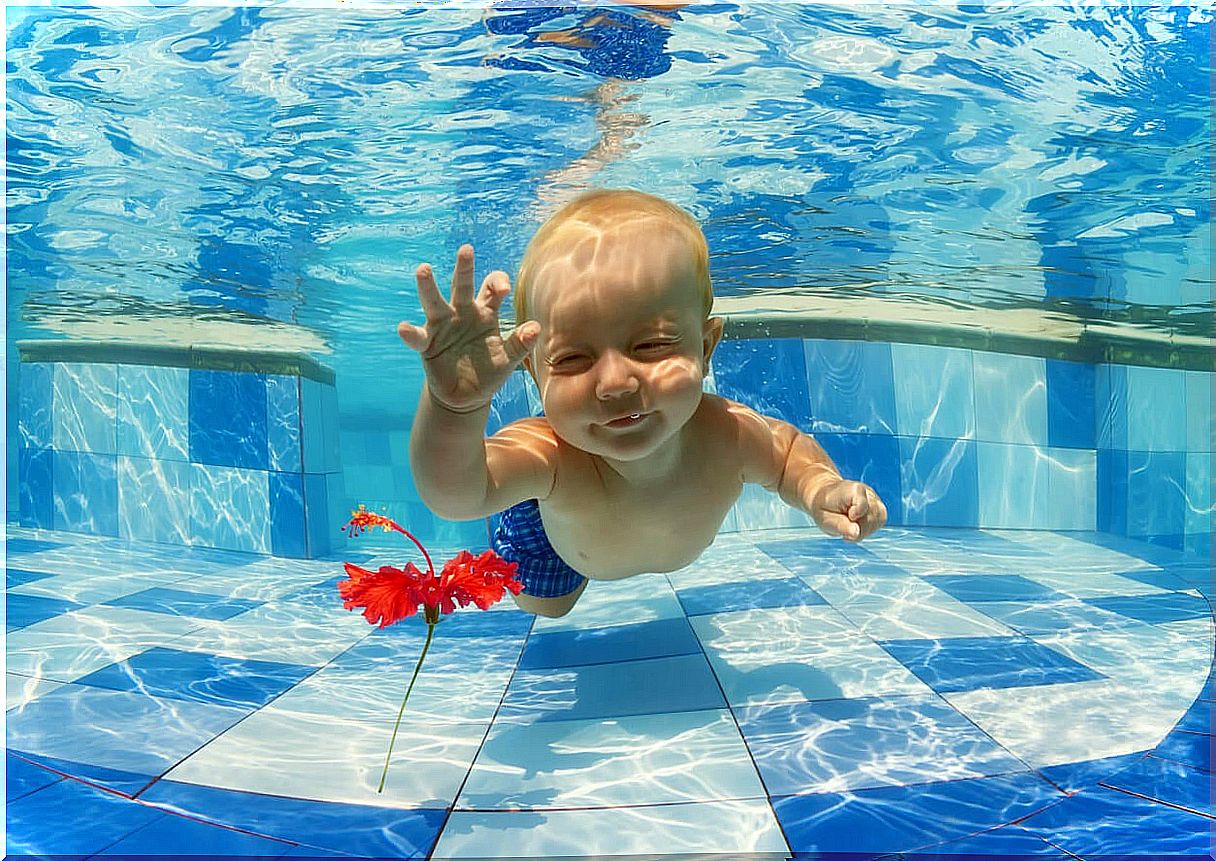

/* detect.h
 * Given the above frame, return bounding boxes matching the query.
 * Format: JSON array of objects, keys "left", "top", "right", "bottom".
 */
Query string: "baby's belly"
[{"left": 544, "top": 507, "right": 728, "bottom": 580}]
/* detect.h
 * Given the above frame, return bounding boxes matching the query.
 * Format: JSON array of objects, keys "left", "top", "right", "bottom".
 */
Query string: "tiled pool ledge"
[
  {"left": 716, "top": 295, "right": 1215, "bottom": 372},
  {"left": 16, "top": 339, "right": 336, "bottom": 386},
  {"left": 16, "top": 340, "right": 341, "bottom": 559}
]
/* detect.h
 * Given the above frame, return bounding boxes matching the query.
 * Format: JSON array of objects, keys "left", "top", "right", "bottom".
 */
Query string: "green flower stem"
[{"left": 378, "top": 619, "right": 436, "bottom": 794}]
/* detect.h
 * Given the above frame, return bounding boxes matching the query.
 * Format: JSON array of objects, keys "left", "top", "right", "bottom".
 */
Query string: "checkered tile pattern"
[{"left": 6, "top": 524, "right": 1212, "bottom": 859}]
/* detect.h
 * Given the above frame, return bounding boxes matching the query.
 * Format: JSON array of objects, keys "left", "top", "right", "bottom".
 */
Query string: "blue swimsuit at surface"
[{"left": 492, "top": 498, "right": 588, "bottom": 598}]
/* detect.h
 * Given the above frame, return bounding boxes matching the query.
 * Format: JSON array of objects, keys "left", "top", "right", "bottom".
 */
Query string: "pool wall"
[
  {"left": 14, "top": 344, "right": 342, "bottom": 558},
  {"left": 12, "top": 335, "right": 1212, "bottom": 559}
]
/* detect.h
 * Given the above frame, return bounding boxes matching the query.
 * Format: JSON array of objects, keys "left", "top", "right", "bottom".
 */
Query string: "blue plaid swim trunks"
[{"left": 492, "top": 499, "right": 588, "bottom": 598}]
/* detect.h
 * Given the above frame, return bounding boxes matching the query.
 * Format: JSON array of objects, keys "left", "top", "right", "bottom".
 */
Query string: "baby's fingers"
[
  {"left": 415, "top": 262, "right": 452, "bottom": 323},
  {"left": 397, "top": 320, "right": 430, "bottom": 353},
  {"left": 477, "top": 271, "right": 512, "bottom": 315}
]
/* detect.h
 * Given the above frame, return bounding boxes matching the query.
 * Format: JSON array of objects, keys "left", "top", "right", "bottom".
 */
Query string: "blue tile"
[
  {"left": 924, "top": 574, "right": 1068, "bottom": 603},
  {"left": 896, "top": 825, "right": 1073, "bottom": 859},
  {"left": 1037, "top": 750, "right": 1151, "bottom": 794},
  {"left": 488, "top": 368, "right": 535, "bottom": 435},
  {"left": 189, "top": 369, "right": 269, "bottom": 470},
  {"left": 5, "top": 773, "right": 161, "bottom": 856},
  {"left": 976, "top": 599, "right": 1135, "bottom": 637},
  {"left": 1127, "top": 450, "right": 1187, "bottom": 543},
  {"left": 271, "top": 470, "right": 307, "bottom": 558},
  {"left": 1046, "top": 359, "right": 1096, "bottom": 449},
  {"left": 804, "top": 339, "right": 897, "bottom": 435},
  {"left": 98, "top": 806, "right": 299, "bottom": 856},
  {"left": 518, "top": 617, "right": 701, "bottom": 670},
  {"left": 1097, "top": 448, "right": 1129, "bottom": 535},
  {"left": 1099, "top": 753, "right": 1213, "bottom": 818},
  {"left": 1153, "top": 729, "right": 1211, "bottom": 772},
  {"left": 737, "top": 695, "right": 1025, "bottom": 796},
  {"left": 1175, "top": 694, "right": 1213, "bottom": 735},
  {"left": 7, "top": 592, "right": 86, "bottom": 630},
  {"left": 1083, "top": 592, "right": 1211, "bottom": 624},
  {"left": 13, "top": 751, "right": 157, "bottom": 796},
  {"left": 267, "top": 374, "right": 303, "bottom": 472},
  {"left": 675, "top": 576, "right": 827, "bottom": 616},
  {"left": 7, "top": 751, "right": 63, "bottom": 802},
  {"left": 498, "top": 654, "right": 725, "bottom": 724},
  {"left": 772, "top": 771, "right": 1062, "bottom": 856},
  {"left": 18, "top": 446, "right": 54, "bottom": 529},
  {"left": 812, "top": 432, "right": 904, "bottom": 526},
  {"left": 756, "top": 536, "right": 877, "bottom": 566},
  {"left": 1096, "top": 363, "right": 1128, "bottom": 449},
  {"left": 6, "top": 566, "right": 56, "bottom": 588},
  {"left": 1018, "top": 784, "right": 1211, "bottom": 856},
  {"left": 104, "top": 586, "right": 261, "bottom": 621},
  {"left": 899, "top": 436, "right": 979, "bottom": 527},
  {"left": 53, "top": 450, "right": 119, "bottom": 536},
  {"left": 304, "top": 472, "right": 332, "bottom": 558},
  {"left": 712, "top": 338, "right": 812, "bottom": 428},
  {"left": 18, "top": 360, "right": 53, "bottom": 447},
  {"left": 74, "top": 647, "right": 315, "bottom": 710},
  {"left": 139, "top": 780, "right": 446, "bottom": 858},
  {"left": 6, "top": 536, "right": 66, "bottom": 555},
  {"left": 877, "top": 636, "right": 1104, "bottom": 693},
  {"left": 116, "top": 364, "right": 189, "bottom": 461}
]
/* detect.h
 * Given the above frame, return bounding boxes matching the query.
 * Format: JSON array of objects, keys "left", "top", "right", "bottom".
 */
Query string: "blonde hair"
[{"left": 515, "top": 189, "right": 713, "bottom": 328}]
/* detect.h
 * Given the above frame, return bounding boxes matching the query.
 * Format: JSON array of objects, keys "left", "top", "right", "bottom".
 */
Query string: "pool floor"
[{"left": 5, "top": 524, "right": 1213, "bottom": 859}]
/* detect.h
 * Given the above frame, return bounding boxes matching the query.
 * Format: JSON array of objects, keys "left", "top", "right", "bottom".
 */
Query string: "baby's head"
[
  {"left": 515, "top": 189, "right": 713, "bottom": 332},
  {"left": 513, "top": 189, "right": 723, "bottom": 462}
]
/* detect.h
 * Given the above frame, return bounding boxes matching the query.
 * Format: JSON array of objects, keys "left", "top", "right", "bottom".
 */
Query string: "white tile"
[
  {"left": 1043, "top": 447, "right": 1096, "bottom": 531},
  {"left": 6, "top": 606, "right": 206, "bottom": 682},
  {"left": 433, "top": 798, "right": 790, "bottom": 859},
  {"left": 973, "top": 353, "right": 1048, "bottom": 445},
  {"left": 1185, "top": 370, "right": 1213, "bottom": 453},
  {"left": 805, "top": 570, "right": 949, "bottom": 606},
  {"left": 1126, "top": 365, "right": 1187, "bottom": 451},
  {"left": 732, "top": 483, "right": 813, "bottom": 532},
  {"left": 834, "top": 596, "right": 1015, "bottom": 640},
  {"left": 531, "top": 574, "right": 685, "bottom": 634},
  {"left": 164, "top": 613, "right": 370, "bottom": 668},
  {"left": 7, "top": 568, "right": 191, "bottom": 604},
  {"left": 1032, "top": 617, "right": 1211, "bottom": 703},
  {"left": 270, "top": 660, "right": 515, "bottom": 725},
  {"left": 1018, "top": 567, "right": 1171, "bottom": 599},
  {"left": 6, "top": 673, "right": 65, "bottom": 711},
  {"left": 689, "top": 605, "right": 932, "bottom": 707},
  {"left": 999, "top": 531, "right": 1158, "bottom": 573},
  {"left": 976, "top": 443, "right": 1049, "bottom": 530},
  {"left": 944, "top": 678, "right": 1197, "bottom": 769},
  {"left": 666, "top": 542, "right": 794, "bottom": 590},
  {"left": 165, "top": 707, "right": 489, "bottom": 809},
  {"left": 457, "top": 709, "right": 766, "bottom": 810},
  {"left": 891, "top": 344, "right": 975, "bottom": 439},
  {"left": 7, "top": 684, "right": 246, "bottom": 776}
]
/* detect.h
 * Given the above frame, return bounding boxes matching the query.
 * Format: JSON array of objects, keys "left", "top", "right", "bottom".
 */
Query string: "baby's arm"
[
  {"left": 401, "top": 244, "right": 555, "bottom": 520},
  {"left": 731, "top": 401, "right": 887, "bottom": 541}
]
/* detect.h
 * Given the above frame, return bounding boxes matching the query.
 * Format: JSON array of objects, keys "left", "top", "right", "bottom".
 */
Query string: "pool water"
[{"left": 5, "top": 4, "right": 1213, "bottom": 860}]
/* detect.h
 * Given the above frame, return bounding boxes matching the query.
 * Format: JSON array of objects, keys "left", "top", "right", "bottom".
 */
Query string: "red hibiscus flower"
[{"left": 337, "top": 505, "right": 522, "bottom": 793}]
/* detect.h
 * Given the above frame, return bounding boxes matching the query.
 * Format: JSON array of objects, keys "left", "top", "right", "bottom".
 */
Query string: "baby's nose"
[{"left": 595, "top": 352, "right": 640, "bottom": 399}]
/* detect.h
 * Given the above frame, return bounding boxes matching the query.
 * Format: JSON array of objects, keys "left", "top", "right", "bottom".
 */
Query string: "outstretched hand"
[
  {"left": 398, "top": 244, "right": 540, "bottom": 415},
  {"left": 812, "top": 480, "right": 887, "bottom": 542}
]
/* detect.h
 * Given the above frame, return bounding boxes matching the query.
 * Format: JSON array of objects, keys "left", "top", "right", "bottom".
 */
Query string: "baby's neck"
[{"left": 590, "top": 423, "right": 690, "bottom": 490}]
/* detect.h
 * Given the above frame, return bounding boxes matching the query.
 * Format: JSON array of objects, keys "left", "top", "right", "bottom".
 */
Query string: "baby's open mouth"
[{"left": 604, "top": 412, "right": 650, "bottom": 428}]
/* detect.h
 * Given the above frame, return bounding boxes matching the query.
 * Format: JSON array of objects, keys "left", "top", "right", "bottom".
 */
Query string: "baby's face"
[{"left": 524, "top": 226, "right": 721, "bottom": 466}]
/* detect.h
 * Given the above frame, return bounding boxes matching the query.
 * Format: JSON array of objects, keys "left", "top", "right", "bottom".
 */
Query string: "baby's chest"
[{"left": 547, "top": 467, "right": 743, "bottom": 577}]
